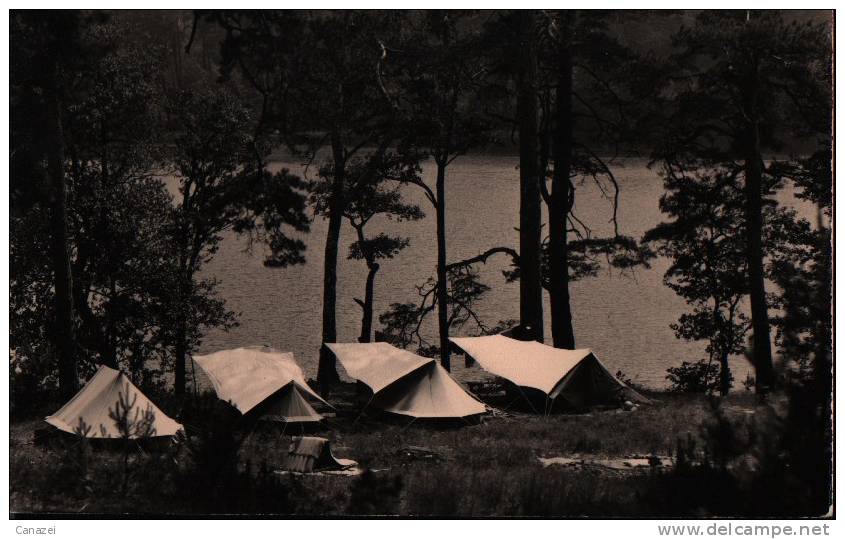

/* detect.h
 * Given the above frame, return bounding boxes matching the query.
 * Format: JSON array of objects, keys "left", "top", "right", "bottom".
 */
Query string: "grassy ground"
[{"left": 9, "top": 390, "right": 762, "bottom": 516}]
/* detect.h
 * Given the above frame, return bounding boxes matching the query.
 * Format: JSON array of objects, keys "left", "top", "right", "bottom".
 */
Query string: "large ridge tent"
[
  {"left": 450, "top": 335, "right": 648, "bottom": 409},
  {"left": 325, "top": 342, "right": 487, "bottom": 419},
  {"left": 45, "top": 365, "right": 182, "bottom": 438},
  {"left": 193, "top": 346, "right": 330, "bottom": 423}
]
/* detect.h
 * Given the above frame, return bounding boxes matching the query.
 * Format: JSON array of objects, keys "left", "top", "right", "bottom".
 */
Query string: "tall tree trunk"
[
  {"left": 104, "top": 276, "right": 118, "bottom": 369},
  {"left": 357, "top": 261, "right": 379, "bottom": 343},
  {"left": 516, "top": 10, "right": 544, "bottom": 343},
  {"left": 743, "top": 66, "right": 774, "bottom": 393},
  {"left": 100, "top": 138, "right": 118, "bottom": 369},
  {"left": 713, "top": 300, "right": 731, "bottom": 396},
  {"left": 174, "top": 216, "right": 191, "bottom": 394},
  {"left": 435, "top": 161, "right": 451, "bottom": 370},
  {"left": 549, "top": 22, "right": 576, "bottom": 349},
  {"left": 719, "top": 349, "right": 732, "bottom": 397},
  {"left": 174, "top": 317, "right": 187, "bottom": 395},
  {"left": 45, "top": 63, "right": 78, "bottom": 399},
  {"left": 317, "top": 133, "right": 345, "bottom": 388}
]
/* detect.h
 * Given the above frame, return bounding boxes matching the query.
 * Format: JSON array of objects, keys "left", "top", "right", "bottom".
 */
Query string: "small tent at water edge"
[
  {"left": 45, "top": 365, "right": 182, "bottom": 439},
  {"left": 325, "top": 342, "right": 486, "bottom": 420},
  {"left": 450, "top": 335, "right": 648, "bottom": 410},
  {"left": 193, "top": 346, "right": 330, "bottom": 423}
]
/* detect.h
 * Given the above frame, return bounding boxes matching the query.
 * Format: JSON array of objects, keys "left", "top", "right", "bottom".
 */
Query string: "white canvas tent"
[
  {"left": 45, "top": 365, "right": 182, "bottom": 438},
  {"left": 450, "top": 335, "right": 647, "bottom": 408},
  {"left": 325, "top": 342, "right": 486, "bottom": 419},
  {"left": 192, "top": 346, "right": 329, "bottom": 423}
]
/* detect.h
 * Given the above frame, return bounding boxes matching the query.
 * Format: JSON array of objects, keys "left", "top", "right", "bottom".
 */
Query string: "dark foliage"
[
  {"left": 347, "top": 469, "right": 404, "bottom": 515},
  {"left": 172, "top": 395, "right": 295, "bottom": 513},
  {"left": 165, "top": 86, "right": 310, "bottom": 393},
  {"left": 377, "top": 262, "right": 494, "bottom": 354},
  {"left": 11, "top": 13, "right": 188, "bottom": 401},
  {"left": 201, "top": 10, "right": 412, "bottom": 385},
  {"left": 644, "top": 169, "right": 752, "bottom": 395},
  {"left": 645, "top": 373, "right": 832, "bottom": 516},
  {"left": 311, "top": 152, "right": 424, "bottom": 342},
  {"left": 768, "top": 148, "right": 832, "bottom": 374},
  {"left": 666, "top": 360, "right": 726, "bottom": 394},
  {"left": 651, "top": 10, "right": 832, "bottom": 391}
]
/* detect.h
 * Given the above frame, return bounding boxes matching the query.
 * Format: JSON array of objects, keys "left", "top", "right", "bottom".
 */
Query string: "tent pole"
[
  {"left": 515, "top": 385, "right": 541, "bottom": 415},
  {"left": 235, "top": 417, "right": 260, "bottom": 456},
  {"left": 399, "top": 416, "right": 417, "bottom": 433},
  {"left": 352, "top": 395, "right": 375, "bottom": 426},
  {"left": 501, "top": 394, "right": 522, "bottom": 412}
]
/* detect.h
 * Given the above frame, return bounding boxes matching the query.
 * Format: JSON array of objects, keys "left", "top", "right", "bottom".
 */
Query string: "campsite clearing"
[{"left": 10, "top": 391, "right": 759, "bottom": 516}]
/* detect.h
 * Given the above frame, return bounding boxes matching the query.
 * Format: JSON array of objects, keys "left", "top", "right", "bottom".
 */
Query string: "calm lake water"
[{"left": 182, "top": 154, "right": 812, "bottom": 389}]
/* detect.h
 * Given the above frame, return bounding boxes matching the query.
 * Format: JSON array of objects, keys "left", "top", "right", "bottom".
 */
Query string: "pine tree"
[{"left": 653, "top": 10, "right": 831, "bottom": 392}]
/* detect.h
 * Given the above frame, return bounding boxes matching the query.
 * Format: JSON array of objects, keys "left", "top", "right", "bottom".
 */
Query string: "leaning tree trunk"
[
  {"left": 549, "top": 25, "right": 576, "bottom": 350},
  {"left": 357, "top": 261, "right": 379, "bottom": 343},
  {"left": 45, "top": 63, "right": 78, "bottom": 399},
  {"left": 516, "top": 10, "right": 544, "bottom": 343},
  {"left": 742, "top": 68, "right": 774, "bottom": 394},
  {"left": 317, "top": 133, "right": 345, "bottom": 389},
  {"left": 435, "top": 161, "right": 451, "bottom": 370}
]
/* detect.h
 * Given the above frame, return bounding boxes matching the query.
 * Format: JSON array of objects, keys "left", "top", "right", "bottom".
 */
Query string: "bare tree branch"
[{"left": 446, "top": 246, "right": 519, "bottom": 271}]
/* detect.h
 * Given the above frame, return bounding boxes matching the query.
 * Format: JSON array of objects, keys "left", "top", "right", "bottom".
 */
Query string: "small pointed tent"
[
  {"left": 325, "top": 342, "right": 486, "bottom": 419},
  {"left": 450, "top": 335, "right": 648, "bottom": 408},
  {"left": 193, "top": 346, "right": 329, "bottom": 423},
  {"left": 45, "top": 365, "right": 182, "bottom": 438}
]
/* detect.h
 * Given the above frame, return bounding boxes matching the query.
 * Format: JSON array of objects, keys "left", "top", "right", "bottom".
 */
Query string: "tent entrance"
[
  {"left": 550, "top": 354, "right": 649, "bottom": 408},
  {"left": 249, "top": 383, "right": 324, "bottom": 424},
  {"left": 498, "top": 383, "right": 547, "bottom": 414}
]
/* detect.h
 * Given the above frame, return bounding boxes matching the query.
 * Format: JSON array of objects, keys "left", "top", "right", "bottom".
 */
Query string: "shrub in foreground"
[{"left": 644, "top": 375, "right": 832, "bottom": 517}]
